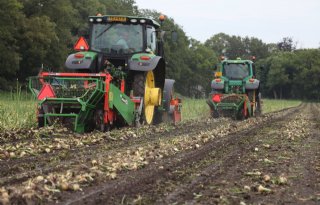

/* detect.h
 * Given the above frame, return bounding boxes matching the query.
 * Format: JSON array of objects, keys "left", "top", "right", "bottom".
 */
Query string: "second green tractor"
[{"left": 207, "top": 57, "right": 262, "bottom": 119}]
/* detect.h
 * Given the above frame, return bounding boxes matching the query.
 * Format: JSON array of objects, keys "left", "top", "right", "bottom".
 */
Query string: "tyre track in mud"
[
  {"left": 160, "top": 103, "right": 314, "bottom": 205},
  {"left": 57, "top": 104, "right": 304, "bottom": 205},
  {"left": 0, "top": 104, "right": 304, "bottom": 204},
  {"left": 0, "top": 118, "right": 230, "bottom": 187},
  {"left": 128, "top": 102, "right": 318, "bottom": 205}
]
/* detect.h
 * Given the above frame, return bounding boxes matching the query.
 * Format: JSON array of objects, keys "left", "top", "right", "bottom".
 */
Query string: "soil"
[{"left": 0, "top": 103, "right": 319, "bottom": 205}]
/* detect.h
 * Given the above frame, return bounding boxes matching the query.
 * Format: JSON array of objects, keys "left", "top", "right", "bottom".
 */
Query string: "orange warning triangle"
[{"left": 74, "top": 37, "right": 89, "bottom": 51}]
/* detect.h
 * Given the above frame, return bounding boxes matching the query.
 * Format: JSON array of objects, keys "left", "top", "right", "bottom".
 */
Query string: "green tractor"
[
  {"left": 29, "top": 14, "right": 182, "bottom": 133},
  {"left": 207, "top": 57, "right": 262, "bottom": 119}
]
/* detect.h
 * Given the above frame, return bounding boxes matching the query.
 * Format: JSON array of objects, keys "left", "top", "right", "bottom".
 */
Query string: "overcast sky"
[{"left": 135, "top": 0, "right": 320, "bottom": 48}]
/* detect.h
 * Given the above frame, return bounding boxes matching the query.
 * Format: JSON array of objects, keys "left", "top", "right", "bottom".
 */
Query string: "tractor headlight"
[{"left": 130, "top": 19, "right": 137, "bottom": 23}]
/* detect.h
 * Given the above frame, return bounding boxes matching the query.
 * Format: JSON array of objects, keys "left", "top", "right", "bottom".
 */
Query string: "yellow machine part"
[{"left": 144, "top": 71, "right": 162, "bottom": 124}]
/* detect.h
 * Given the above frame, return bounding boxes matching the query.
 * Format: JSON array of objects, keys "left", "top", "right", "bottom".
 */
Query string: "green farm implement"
[
  {"left": 207, "top": 57, "right": 262, "bottom": 119},
  {"left": 29, "top": 14, "right": 181, "bottom": 133}
]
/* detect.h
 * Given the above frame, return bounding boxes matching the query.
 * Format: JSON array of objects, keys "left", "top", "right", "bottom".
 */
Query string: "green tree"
[
  {"left": 243, "top": 37, "right": 270, "bottom": 59},
  {"left": 205, "top": 33, "right": 270, "bottom": 60},
  {"left": 20, "top": 0, "right": 78, "bottom": 70},
  {"left": 205, "top": 33, "right": 230, "bottom": 56},
  {"left": 18, "top": 16, "right": 58, "bottom": 79},
  {"left": 100, "top": 0, "right": 138, "bottom": 15},
  {"left": 293, "top": 49, "right": 320, "bottom": 99},
  {"left": 70, "top": 0, "right": 106, "bottom": 35},
  {"left": 186, "top": 39, "right": 218, "bottom": 97},
  {"left": 264, "top": 52, "right": 297, "bottom": 99},
  {"left": 277, "top": 37, "right": 297, "bottom": 52},
  {"left": 0, "top": 0, "right": 23, "bottom": 89}
]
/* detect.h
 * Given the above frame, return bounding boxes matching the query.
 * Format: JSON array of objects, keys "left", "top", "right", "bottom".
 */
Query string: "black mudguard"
[
  {"left": 163, "top": 79, "right": 175, "bottom": 112},
  {"left": 245, "top": 79, "right": 260, "bottom": 90},
  {"left": 128, "top": 56, "right": 163, "bottom": 71},
  {"left": 65, "top": 54, "right": 95, "bottom": 71}
]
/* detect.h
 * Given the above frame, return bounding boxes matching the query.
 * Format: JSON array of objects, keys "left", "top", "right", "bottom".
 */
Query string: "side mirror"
[{"left": 171, "top": 31, "right": 178, "bottom": 42}]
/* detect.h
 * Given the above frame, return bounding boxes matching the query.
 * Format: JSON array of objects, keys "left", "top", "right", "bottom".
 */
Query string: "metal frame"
[{"left": 29, "top": 72, "right": 111, "bottom": 133}]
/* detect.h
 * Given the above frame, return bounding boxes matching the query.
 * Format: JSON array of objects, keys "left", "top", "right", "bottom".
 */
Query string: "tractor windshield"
[
  {"left": 223, "top": 63, "right": 250, "bottom": 80},
  {"left": 90, "top": 23, "right": 143, "bottom": 55}
]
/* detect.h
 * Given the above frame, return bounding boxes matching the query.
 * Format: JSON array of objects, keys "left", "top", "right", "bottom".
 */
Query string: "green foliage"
[
  {"left": 19, "top": 16, "right": 58, "bottom": 79},
  {"left": 262, "top": 99, "right": 301, "bottom": 113},
  {"left": 277, "top": 37, "right": 297, "bottom": 52},
  {"left": 0, "top": 0, "right": 23, "bottom": 89},
  {"left": 185, "top": 39, "right": 218, "bottom": 97},
  {"left": 0, "top": 89, "right": 36, "bottom": 130},
  {"left": 182, "top": 98, "right": 210, "bottom": 120},
  {"left": 205, "top": 33, "right": 270, "bottom": 59},
  {"left": 257, "top": 49, "right": 320, "bottom": 100}
]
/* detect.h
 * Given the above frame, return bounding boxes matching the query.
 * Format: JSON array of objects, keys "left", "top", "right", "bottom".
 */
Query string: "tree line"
[{"left": 1, "top": 0, "right": 319, "bottom": 100}]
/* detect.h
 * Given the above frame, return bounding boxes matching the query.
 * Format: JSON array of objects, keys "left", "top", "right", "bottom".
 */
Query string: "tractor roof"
[
  {"left": 222, "top": 59, "right": 253, "bottom": 64},
  {"left": 88, "top": 15, "right": 160, "bottom": 28}
]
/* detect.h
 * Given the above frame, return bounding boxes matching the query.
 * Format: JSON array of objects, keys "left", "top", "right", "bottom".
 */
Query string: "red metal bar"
[
  {"left": 83, "top": 80, "right": 89, "bottom": 89},
  {"left": 171, "top": 98, "right": 182, "bottom": 123},
  {"left": 104, "top": 73, "right": 113, "bottom": 124},
  {"left": 40, "top": 72, "right": 108, "bottom": 77},
  {"left": 120, "top": 79, "right": 125, "bottom": 93},
  {"left": 39, "top": 73, "right": 45, "bottom": 85},
  {"left": 131, "top": 98, "right": 141, "bottom": 104}
]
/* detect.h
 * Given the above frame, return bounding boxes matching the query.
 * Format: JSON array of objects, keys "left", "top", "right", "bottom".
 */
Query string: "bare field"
[{"left": 0, "top": 102, "right": 319, "bottom": 204}]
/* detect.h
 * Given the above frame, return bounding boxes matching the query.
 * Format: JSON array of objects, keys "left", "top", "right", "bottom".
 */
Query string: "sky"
[{"left": 134, "top": 0, "right": 320, "bottom": 48}]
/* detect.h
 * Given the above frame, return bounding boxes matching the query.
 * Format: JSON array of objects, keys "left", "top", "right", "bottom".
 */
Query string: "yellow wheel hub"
[{"left": 144, "top": 71, "right": 162, "bottom": 124}]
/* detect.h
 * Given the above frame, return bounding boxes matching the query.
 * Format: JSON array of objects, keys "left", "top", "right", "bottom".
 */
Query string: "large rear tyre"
[
  {"left": 132, "top": 71, "right": 157, "bottom": 125},
  {"left": 255, "top": 93, "right": 262, "bottom": 116}
]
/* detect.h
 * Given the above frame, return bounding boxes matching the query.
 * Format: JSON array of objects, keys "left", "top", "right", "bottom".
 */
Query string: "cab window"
[{"left": 146, "top": 26, "right": 156, "bottom": 52}]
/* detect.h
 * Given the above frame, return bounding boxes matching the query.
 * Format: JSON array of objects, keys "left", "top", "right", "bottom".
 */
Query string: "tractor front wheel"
[{"left": 255, "top": 93, "right": 262, "bottom": 116}]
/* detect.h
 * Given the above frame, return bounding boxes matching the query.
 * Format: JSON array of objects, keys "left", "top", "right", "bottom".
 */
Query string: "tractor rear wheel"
[
  {"left": 255, "top": 93, "right": 262, "bottom": 116},
  {"left": 133, "top": 71, "right": 161, "bottom": 125}
]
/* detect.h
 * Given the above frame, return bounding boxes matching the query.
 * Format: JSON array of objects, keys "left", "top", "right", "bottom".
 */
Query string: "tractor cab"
[
  {"left": 212, "top": 58, "right": 257, "bottom": 94},
  {"left": 89, "top": 16, "right": 157, "bottom": 56},
  {"left": 65, "top": 15, "right": 162, "bottom": 73},
  {"left": 222, "top": 61, "right": 250, "bottom": 80}
]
